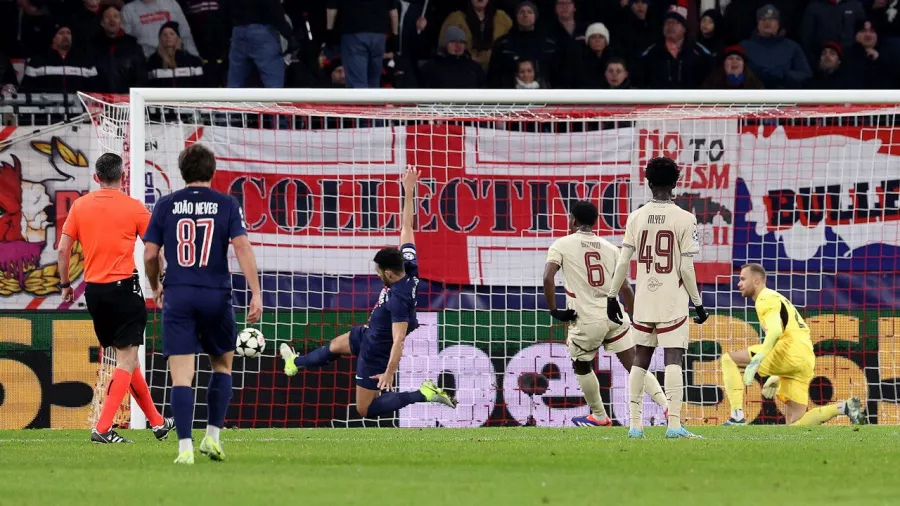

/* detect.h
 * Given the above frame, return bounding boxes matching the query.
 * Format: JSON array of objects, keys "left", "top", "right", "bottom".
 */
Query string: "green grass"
[{"left": 1, "top": 427, "right": 897, "bottom": 506}]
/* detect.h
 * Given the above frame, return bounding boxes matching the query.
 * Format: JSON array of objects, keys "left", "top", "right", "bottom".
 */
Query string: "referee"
[{"left": 58, "top": 153, "right": 174, "bottom": 444}]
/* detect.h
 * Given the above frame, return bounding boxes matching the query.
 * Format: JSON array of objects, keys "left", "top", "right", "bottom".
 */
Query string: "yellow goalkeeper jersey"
[{"left": 755, "top": 288, "right": 813, "bottom": 348}]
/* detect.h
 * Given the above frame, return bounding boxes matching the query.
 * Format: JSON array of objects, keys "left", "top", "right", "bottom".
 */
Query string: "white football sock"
[
  {"left": 575, "top": 372, "right": 608, "bottom": 421},
  {"left": 731, "top": 409, "right": 745, "bottom": 420},
  {"left": 629, "top": 366, "right": 647, "bottom": 429},
  {"left": 179, "top": 438, "right": 193, "bottom": 453},
  {"left": 206, "top": 425, "right": 221, "bottom": 443},
  {"left": 665, "top": 364, "right": 684, "bottom": 429},
  {"left": 643, "top": 371, "right": 668, "bottom": 409}
]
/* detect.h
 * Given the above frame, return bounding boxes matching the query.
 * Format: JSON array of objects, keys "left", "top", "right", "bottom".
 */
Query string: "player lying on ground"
[
  {"left": 721, "top": 263, "right": 864, "bottom": 426},
  {"left": 144, "top": 144, "right": 263, "bottom": 464},
  {"left": 58, "top": 153, "right": 174, "bottom": 444},
  {"left": 543, "top": 200, "right": 669, "bottom": 427},
  {"left": 280, "top": 166, "right": 455, "bottom": 418},
  {"left": 607, "top": 157, "right": 710, "bottom": 439}
]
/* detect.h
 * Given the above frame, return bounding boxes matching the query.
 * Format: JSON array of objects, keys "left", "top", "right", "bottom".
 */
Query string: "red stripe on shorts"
[
  {"left": 658, "top": 317, "right": 688, "bottom": 334},
  {"left": 632, "top": 321, "right": 654, "bottom": 333},
  {"left": 607, "top": 328, "right": 629, "bottom": 344}
]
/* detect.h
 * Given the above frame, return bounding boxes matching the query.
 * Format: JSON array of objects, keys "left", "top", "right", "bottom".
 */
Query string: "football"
[{"left": 236, "top": 328, "right": 266, "bottom": 358}]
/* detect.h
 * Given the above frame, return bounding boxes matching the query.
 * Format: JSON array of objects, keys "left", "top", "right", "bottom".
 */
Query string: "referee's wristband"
[{"left": 59, "top": 281, "right": 71, "bottom": 289}]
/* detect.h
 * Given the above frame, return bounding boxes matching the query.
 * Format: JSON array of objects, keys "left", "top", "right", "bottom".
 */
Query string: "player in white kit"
[
  {"left": 543, "top": 200, "right": 669, "bottom": 427},
  {"left": 606, "top": 157, "right": 710, "bottom": 439}
]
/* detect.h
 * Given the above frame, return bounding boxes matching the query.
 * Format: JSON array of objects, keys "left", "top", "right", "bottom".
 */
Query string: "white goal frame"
[{"left": 120, "top": 87, "right": 900, "bottom": 429}]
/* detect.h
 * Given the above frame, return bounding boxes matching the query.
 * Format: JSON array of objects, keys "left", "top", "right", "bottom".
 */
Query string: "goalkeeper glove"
[
  {"left": 550, "top": 308, "right": 577, "bottom": 322},
  {"left": 761, "top": 376, "right": 780, "bottom": 399},
  {"left": 607, "top": 297, "right": 623, "bottom": 325},
  {"left": 693, "top": 305, "right": 709, "bottom": 324},
  {"left": 744, "top": 351, "right": 766, "bottom": 386}
]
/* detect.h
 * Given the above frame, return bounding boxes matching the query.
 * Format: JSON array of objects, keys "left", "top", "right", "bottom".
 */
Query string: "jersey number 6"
[
  {"left": 176, "top": 218, "right": 215, "bottom": 268},
  {"left": 584, "top": 252, "right": 605, "bottom": 287}
]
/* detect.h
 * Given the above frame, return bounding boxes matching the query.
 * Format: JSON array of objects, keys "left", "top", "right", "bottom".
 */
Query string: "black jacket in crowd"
[
  {"left": 487, "top": 26, "right": 561, "bottom": 88},
  {"left": 20, "top": 47, "right": 98, "bottom": 93},
  {"left": 94, "top": 31, "right": 147, "bottom": 93},
  {"left": 420, "top": 51, "right": 486, "bottom": 89},
  {"left": 847, "top": 43, "right": 899, "bottom": 90},
  {"left": 146, "top": 50, "right": 207, "bottom": 87},
  {"left": 636, "top": 38, "right": 713, "bottom": 89}
]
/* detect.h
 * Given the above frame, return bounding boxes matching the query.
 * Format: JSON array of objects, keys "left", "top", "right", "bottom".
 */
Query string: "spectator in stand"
[
  {"left": 702, "top": 44, "right": 764, "bottom": 88},
  {"left": 849, "top": 19, "right": 899, "bottom": 89},
  {"left": 740, "top": 5, "right": 811, "bottom": 89},
  {"left": 603, "top": 57, "right": 632, "bottom": 88},
  {"left": 226, "top": 0, "right": 296, "bottom": 88},
  {"left": 146, "top": 21, "right": 205, "bottom": 87},
  {"left": 513, "top": 58, "right": 545, "bottom": 88},
  {"left": 868, "top": 0, "right": 900, "bottom": 42},
  {"left": 806, "top": 41, "right": 858, "bottom": 89},
  {"left": 420, "top": 26, "right": 485, "bottom": 88},
  {"left": 21, "top": 22, "right": 98, "bottom": 93},
  {"left": 18, "top": 0, "right": 57, "bottom": 57},
  {"left": 121, "top": 0, "right": 198, "bottom": 58},
  {"left": 182, "top": 0, "right": 229, "bottom": 62},
  {"left": 381, "top": 41, "right": 418, "bottom": 89},
  {"left": 0, "top": 51, "right": 17, "bottom": 94},
  {"left": 439, "top": 0, "right": 513, "bottom": 71},
  {"left": 488, "top": 1, "right": 561, "bottom": 88},
  {"left": 575, "top": 22, "right": 611, "bottom": 88},
  {"left": 326, "top": 0, "right": 398, "bottom": 89},
  {"left": 722, "top": 0, "right": 806, "bottom": 45},
  {"left": 94, "top": 5, "right": 147, "bottom": 93},
  {"left": 635, "top": 6, "right": 712, "bottom": 89},
  {"left": 324, "top": 57, "right": 346, "bottom": 87},
  {"left": 69, "top": 0, "right": 104, "bottom": 47},
  {"left": 698, "top": 9, "right": 725, "bottom": 58},
  {"left": 550, "top": 0, "right": 585, "bottom": 47},
  {"left": 617, "top": 0, "right": 659, "bottom": 68},
  {"left": 800, "top": 0, "right": 866, "bottom": 66}
]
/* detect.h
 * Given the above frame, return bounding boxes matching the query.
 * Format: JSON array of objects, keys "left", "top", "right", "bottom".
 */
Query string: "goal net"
[{"left": 79, "top": 89, "right": 900, "bottom": 428}]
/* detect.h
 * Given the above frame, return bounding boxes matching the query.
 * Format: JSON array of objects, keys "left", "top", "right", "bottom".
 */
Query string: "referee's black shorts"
[{"left": 84, "top": 272, "right": 147, "bottom": 349}]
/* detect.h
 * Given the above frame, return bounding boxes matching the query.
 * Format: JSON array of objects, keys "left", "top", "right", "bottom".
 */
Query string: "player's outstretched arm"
[
  {"left": 400, "top": 165, "right": 418, "bottom": 247},
  {"left": 233, "top": 235, "right": 263, "bottom": 325},
  {"left": 543, "top": 262, "right": 575, "bottom": 322}
]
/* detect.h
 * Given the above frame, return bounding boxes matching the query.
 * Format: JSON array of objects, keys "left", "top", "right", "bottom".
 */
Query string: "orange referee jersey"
[{"left": 62, "top": 188, "right": 150, "bottom": 284}]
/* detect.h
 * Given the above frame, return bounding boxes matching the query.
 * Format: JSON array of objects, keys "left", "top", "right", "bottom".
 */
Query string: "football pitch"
[{"left": 1, "top": 427, "right": 897, "bottom": 506}]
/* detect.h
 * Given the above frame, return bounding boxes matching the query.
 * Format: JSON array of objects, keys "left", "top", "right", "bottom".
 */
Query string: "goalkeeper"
[{"left": 721, "top": 264, "right": 864, "bottom": 426}]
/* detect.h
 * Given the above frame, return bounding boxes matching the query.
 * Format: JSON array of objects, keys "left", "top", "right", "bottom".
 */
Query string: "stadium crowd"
[{"left": 0, "top": 0, "right": 899, "bottom": 95}]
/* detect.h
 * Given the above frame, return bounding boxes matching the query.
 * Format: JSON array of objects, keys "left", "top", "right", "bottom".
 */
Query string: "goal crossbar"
[{"left": 126, "top": 88, "right": 900, "bottom": 105}]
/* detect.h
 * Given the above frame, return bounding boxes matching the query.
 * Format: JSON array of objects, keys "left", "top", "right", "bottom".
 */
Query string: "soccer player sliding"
[
  {"left": 606, "top": 157, "right": 710, "bottom": 439},
  {"left": 721, "top": 263, "right": 865, "bottom": 426},
  {"left": 543, "top": 200, "right": 669, "bottom": 427},
  {"left": 280, "top": 166, "right": 456, "bottom": 418}
]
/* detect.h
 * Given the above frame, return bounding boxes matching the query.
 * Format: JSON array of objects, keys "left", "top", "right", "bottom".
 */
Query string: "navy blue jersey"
[
  {"left": 366, "top": 243, "right": 419, "bottom": 346},
  {"left": 143, "top": 186, "right": 247, "bottom": 290}
]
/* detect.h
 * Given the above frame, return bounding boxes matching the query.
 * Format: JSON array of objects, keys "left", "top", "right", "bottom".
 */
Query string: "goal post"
[{"left": 79, "top": 88, "right": 900, "bottom": 429}]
